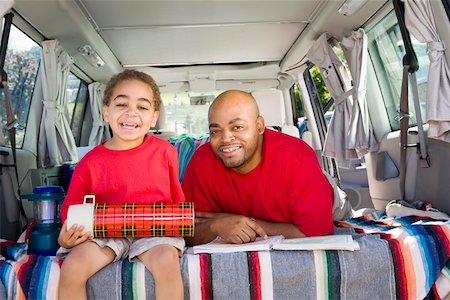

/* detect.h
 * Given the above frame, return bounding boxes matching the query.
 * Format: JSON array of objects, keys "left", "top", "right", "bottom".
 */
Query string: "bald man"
[{"left": 182, "top": 90, "right": 334, "bottom": 245}]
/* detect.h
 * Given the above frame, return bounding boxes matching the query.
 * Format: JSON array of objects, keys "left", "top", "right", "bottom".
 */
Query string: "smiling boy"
[{"left": 58, "top": 70, "right": 185, "bottom": 300}]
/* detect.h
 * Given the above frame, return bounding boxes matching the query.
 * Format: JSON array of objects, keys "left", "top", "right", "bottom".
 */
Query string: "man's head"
[{"left": 208, "top": 90, "right": 265, "bottom": 173}]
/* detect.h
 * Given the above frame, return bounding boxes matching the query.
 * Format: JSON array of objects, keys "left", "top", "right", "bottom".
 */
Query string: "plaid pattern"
[{"left": 93, "top": 202, "right": 194, "bottom": 238}]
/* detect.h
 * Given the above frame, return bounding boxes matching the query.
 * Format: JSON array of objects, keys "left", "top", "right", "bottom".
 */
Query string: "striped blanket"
[
  {"left": 169, "top": 134, "right": 209, "bottom": 182},
  {"left": 1, "top": 215, "right": 449, "bottom": 300}
]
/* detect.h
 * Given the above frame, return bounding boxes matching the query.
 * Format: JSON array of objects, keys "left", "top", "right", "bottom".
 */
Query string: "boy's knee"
[
  {"left": 60, "top": 254, "right": 90, "bottom": 282},
  {"left": 141, "top": 245, "right": 180, "bottom": 272}
]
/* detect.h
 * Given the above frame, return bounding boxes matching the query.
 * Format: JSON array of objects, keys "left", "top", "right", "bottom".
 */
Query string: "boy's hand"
[{"left": 58, "top": 221, "right": 93, "bottom": 249}]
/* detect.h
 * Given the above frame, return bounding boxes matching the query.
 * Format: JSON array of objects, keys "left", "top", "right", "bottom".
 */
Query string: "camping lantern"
[{"left": 22, "top": 186, "right": 65, "bottom": 255}]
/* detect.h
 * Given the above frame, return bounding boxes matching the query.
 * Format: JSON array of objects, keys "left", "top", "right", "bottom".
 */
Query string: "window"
[
  {"left": 291, "top": 83, "right": 308, "bottom": 136},
  {"left": 367, "top": 10, "right": 430, "bottom": 130},
  {"left": 0, "top": 25, "right": 41, "bottom": 147},
  {"left": 309, "top": 65, "right": 333, "bottom": 110},
  {"left": 307, "top": 65, "right": 335, "bottom": 130},
  {"left": 443, "top": 0, "right": 450, "bottom": 20},
  {"left": 65, "top": 73, "right": 88, "bottom": 145},
  {"left": 160, "top": 91, "right": 222, "bottom": 135}
]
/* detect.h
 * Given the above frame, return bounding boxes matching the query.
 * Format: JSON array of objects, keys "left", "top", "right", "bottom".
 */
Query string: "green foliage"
[
  {"left": 1, "top": 48, "right": 41, "bottom": 146},
  {"left": 310, "top": 65, "right": 331, "bottom": 107},
  {"left": 293, "top": 84, "right": 304, "bottom": 118}
]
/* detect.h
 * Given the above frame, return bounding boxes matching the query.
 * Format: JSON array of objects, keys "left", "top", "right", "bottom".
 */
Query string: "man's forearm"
[{"left": 254, "top": 219, "right": 305, "bottom": 238}]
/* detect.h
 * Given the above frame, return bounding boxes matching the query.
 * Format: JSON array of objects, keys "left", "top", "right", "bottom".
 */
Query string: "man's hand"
[
  {"left": 57, "top": 221, "right": 93, "bottom": 249},
  {"left": 196, "top": 212, "right": 267, "bottom": 244}
]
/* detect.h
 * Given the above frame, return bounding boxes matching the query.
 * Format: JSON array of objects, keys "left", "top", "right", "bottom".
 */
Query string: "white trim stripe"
[
  {"left": 258, "top": 251, "right": 274, "bottom": 300},
  {"left": 314, "top": 251, "right": 328, "bottom": 300},
  {"left": 187, "top": 254, "right": 202, "bottom": 300}
]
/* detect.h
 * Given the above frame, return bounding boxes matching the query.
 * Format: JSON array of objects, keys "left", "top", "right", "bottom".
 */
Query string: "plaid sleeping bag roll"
[{"left": 93, "top": 202, "right": 194, "bottom": 238}]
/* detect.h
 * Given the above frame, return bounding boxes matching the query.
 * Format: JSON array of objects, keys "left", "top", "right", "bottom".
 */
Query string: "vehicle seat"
[
  {"left": 149, "top": 102, "right": 177, "bottom": 141},
  {"left": 251, "top": 90, "right": 300, "bottom": 138}
]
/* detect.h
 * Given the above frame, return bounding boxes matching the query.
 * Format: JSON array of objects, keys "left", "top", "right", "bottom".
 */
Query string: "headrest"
[
  {"left": 251, "top": 90, "right": 285, "bottom": 127},
  {"left": 152, "top": 102, "right": 166, "bottom": 131}
]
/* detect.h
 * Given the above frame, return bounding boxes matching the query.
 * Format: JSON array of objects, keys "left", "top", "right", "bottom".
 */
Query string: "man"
[{"left": 182, "top": 90, "right": 334, "bottom": 245}]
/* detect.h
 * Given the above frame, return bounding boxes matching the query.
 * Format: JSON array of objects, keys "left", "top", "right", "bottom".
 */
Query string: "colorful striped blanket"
[
  {"left": 169, "top": 134, "right": 210, "bottom": 182},
  {"left": 1, "top": 215, "right": 449, "bottom": 300}
]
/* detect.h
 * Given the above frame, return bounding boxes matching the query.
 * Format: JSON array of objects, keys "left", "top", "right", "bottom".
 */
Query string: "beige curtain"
[
  {"left": 88, "top": 82, "right": 110, "bottom": 146},
  {"left": 307, "top": 33, "right": 358, "bottom": 168},
  {"left": 307, "top": 31, "right": 377, "bottom": 168},
  {"left": 38, "top": 40, "right": 78, "bottom": 167},
  {"left": 405, "top": 0, "right": 450, "bottom": 142},
  {"left": 340, "top": 29, "right": 378, "bottom": 155}
]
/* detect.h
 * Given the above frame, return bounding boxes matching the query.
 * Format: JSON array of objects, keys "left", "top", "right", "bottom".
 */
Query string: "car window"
[
  {"left": 160, "top": 92, "right": 222, "bottom": 135},
  {"left": 65, "top": 73, "right": 88, "bottom": 145},
  {"left": 367, "top": 10, "right": 430, "bottom": 130},
  {"left": 0, "top": 25, "right": 41, "bottom": 147}
]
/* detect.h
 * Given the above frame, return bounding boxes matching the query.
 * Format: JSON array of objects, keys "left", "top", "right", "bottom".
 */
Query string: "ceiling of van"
[
  {"left": 79, "top": 1, "right": 320, "bottom": 67},
  {"left": 13, "top": 0, "right": 389, "bottom": 87}
]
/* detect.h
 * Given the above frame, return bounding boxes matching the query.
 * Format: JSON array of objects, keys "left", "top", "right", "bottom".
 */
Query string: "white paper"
[
  {"left": 192, "top": 235, "right": 284, "bottom": 254},
  {"left": 272, "top": 235, "right": 360, "bottom": 251}
]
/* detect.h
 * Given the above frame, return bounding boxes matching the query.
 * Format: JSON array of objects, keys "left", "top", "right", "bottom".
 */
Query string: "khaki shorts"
[{"left": 57, "top": 237, "right": 185, "bottom": 262}]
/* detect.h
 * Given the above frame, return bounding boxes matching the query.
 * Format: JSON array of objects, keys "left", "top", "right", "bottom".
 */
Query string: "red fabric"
[
  {"left": 182, "top": 130, "right": 333, "bottom": 237},
  {"left": 248, "top": 252, "right": 262, "bottom": 300},
  {"left": 60, "top": 135, "right": 185, "bottom": 222},
  {"left": 199, "top": 254, "right": 212, "bottom": 300},
  {"left": 93, "top": 203, "right": 194, "bottom": 237}
]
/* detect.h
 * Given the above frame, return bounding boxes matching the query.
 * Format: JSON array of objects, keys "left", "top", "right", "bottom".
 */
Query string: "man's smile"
[{"left": 220, "top": 144, "right": 242, "bottom": 154}]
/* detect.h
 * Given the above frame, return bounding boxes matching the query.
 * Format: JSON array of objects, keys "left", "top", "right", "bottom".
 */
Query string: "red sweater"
[
  {"left": 182, "top": 130, "right": 334, "bottom": 237},
  {"left": 60, "top": 135, "right": 185, "bottom": 222}
]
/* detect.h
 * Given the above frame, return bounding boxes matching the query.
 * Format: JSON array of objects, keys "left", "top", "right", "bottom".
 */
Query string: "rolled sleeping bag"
[{"left": 67, "top": 195, "right": 194, "bottom": 237}]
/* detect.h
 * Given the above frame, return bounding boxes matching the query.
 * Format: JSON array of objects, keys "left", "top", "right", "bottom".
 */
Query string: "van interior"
[{"left": 1, "top": 0, "right": 450, "bottom": 299}]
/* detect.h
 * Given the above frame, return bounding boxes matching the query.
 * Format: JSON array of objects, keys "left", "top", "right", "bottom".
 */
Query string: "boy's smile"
[{"left": 103, "top": 79, "right": 159, "bottom": 150}]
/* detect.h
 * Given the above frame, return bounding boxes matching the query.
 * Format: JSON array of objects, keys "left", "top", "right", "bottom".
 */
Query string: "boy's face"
[{"left": 103, "top": 79, "right": 159, "bottom": 150}]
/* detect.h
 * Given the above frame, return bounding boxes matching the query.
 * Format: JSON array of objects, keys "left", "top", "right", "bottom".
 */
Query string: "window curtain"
[
  {"left": 307, "top": 33, "right": 359, "bottom": 168},
  {"left": 340, "top": 29, "right": 378, "bottom": 156},
  {"left": 38, "top": 40, "right": 78, "bottom": 167},
  {"left": 307, "top": 31, "right": 377, "bottom": 168},
  {"left": 88, "top": 82, "right": 110, "bottom": 146},
  {"left": 404, "top": 0, "right": 450, "bottom": 142}
]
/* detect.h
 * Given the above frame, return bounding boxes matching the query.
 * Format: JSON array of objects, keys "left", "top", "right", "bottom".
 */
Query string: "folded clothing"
[{"left": 386, "top": 200, "right": 450, "bottom": 219}]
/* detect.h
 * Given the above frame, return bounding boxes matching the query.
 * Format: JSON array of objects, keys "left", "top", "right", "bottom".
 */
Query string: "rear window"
[{"left": 160, "top": 92, "right": 221, "bottom": 135}]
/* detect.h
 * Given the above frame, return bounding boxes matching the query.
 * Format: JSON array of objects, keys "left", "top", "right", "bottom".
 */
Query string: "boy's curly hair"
[{"left": 103, "top": 69, "right": 161, "bottom": 111}]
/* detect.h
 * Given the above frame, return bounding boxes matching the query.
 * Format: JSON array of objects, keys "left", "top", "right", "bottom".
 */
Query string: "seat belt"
[
  {"left": 399, "top": 66, "right": 410, "bottom": 201},
  {"left": 410, "top": 72, "right": 430, "bottom": 168},
  {"left": 394, "top": 0, "right": 430, "bottom": 200}
]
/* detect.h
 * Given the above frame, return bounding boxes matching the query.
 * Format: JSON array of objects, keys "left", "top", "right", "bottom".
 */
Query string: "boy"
[{"left": 57, "top": 69, "right": 185, "bottom": 300}]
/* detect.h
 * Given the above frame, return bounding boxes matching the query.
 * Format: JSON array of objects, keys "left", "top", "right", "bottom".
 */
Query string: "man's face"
[
  {"left": 103, "top": 79, "right": 159, "bottom": 150},
  {"left": 208, "top": 94, "right": 264, "bottom": 173}
]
